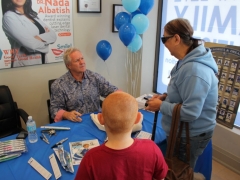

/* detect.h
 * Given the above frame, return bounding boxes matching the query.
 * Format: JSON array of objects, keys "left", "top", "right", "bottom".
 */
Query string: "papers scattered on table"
[
  {"left": 69, "top": 139, "right": 100, "bottom": 165},
  {"left": 135, "top": 131, "right": 152, "bottom": 139},
  {"left": 49, "top": 153, "right": 62, "bottom": 179},
  {"left": 28, "top": 157, "right": 52, "bottom": 180},
  {"left": 0, "top": 139, "right": 27, "bottom": 162},
  {"left": 52, "top": 145, "right": 74, "bottom": 173}
]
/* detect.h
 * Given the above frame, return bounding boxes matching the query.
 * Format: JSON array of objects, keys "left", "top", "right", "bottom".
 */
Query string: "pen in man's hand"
[{"left": 51, "top": 138, "right": 68, "bottom": 149}]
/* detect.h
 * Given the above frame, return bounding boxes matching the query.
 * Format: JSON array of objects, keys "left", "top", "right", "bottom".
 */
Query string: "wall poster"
[
  {"left": 206, "top": 42, "right": 240, "bottom": 129},
  {"left": 0, "top": 0, "right": 73, "bottom": 69}
]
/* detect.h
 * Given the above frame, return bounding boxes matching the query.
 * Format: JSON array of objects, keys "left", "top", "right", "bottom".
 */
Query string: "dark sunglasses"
[{"left": 161, "top": 35, "right": 174, "bottom": 44}]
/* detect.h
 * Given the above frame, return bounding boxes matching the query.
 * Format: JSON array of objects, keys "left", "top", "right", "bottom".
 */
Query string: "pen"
[
  {"left": 51, "top": 138, "right": 68, "bottom": 149},
  {"left": 40, "top": 136, "right": 50, "bottom": 144},
  {"left": 41, "top": 133, "right": 49, "bottom": 143}
]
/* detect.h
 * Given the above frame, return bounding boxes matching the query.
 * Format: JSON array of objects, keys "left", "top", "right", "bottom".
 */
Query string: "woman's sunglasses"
[{"left": 161, "top": 35, "right": 174, "bottom": 44}]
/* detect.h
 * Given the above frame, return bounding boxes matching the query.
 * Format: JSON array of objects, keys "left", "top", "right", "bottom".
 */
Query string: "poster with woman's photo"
[
  {"left": 0, "top": 0, "right": 73, "bottom": 69},
  {"left": 206, "top": 42, "right": 240, "bottom": 128}
]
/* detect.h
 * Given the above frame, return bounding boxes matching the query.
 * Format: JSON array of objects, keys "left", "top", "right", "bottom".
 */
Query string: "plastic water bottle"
[{"left": 27, "top": 116, "right": 38, "bottom": 143}]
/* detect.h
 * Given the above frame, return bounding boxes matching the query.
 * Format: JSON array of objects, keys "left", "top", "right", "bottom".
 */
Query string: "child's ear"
[
  {"left": 134, "top": 112, "right": 142, "bottom": 124},
  {"left": 97, "top": 113, "right": 104, "bottom": 125}
]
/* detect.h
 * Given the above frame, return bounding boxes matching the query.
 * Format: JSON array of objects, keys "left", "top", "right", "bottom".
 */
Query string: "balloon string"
[
  {"left": 126, "top": 48, "right": 131, "bottom": 95},
  {"left": 132, "top": 46, "right": 143, "bottom": 97},
  {"left": 125, "top": 44, "right": 143, "bottom": 97},
  {"left": 104, "top": 61, "right": 111, "bottom": 83}
]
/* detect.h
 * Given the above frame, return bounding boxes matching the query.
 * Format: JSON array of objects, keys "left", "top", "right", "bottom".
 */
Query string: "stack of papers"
[
  {"left": 0, "top": 139, "right": 27, "bottom": 162},
  {"left": 53, "top": 139, "right": 100, "bottom": 166}
]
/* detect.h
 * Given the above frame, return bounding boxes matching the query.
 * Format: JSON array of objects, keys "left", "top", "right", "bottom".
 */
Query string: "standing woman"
[
  {"left": 2, "top": 0, "right": 56, "bottom": 67},
  {"left": 146, "top": 18, "right": 218, "bottom": 169}
]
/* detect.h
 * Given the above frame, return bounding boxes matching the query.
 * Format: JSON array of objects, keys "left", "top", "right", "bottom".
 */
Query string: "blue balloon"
[
  {"left": 131, "top": 14, "right": 149, "bottom": 34},
  {"left": 122, "top": 0, "right": 141, "bottom": 13},
  {"left": 114, "top": 12, "right": 131, "bottom": 30},
  {"left": 119, "top": 23, "right": 136, "bottom": 46},
  {"left": 139, "top": 0, "right": 154, "bottom": 15},
  {"left": 96, "top": 40, "right": 112, "bottom": 61},
  {"left": 127, "top": 34, "right": 142, "bottom": 52},
  {"left": 131, "top": 9, "right": 142, "bottom": 19}
]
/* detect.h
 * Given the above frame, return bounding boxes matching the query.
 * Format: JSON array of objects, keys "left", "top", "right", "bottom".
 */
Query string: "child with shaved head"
[{"left": 75, "top": 92, "right": 168, "bottom": 180}]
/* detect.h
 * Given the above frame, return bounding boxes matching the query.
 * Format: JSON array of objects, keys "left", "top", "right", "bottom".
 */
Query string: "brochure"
[{"left": 69, "top": 139, "right": 99, "bottom": 165}]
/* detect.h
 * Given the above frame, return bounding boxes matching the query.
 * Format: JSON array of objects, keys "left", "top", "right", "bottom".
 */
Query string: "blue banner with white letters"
[{"left": 156, "top": 0, "right": 240, "bottom": 93}]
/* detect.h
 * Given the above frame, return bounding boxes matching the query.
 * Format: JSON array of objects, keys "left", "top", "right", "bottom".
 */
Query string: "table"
[{"left": 0, "top": 110, "right": 212, "bottom": 180}]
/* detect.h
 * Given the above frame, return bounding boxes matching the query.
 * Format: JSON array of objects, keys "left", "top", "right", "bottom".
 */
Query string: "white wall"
[
  {"left": 212, "top": 124, "right": 240, "bottom": 174},
  {"left": 0, "top": 0, "right": 158, "bottom": 127},
  {"left": 140, "top": 1, "right": 159, "bottom": 95}
]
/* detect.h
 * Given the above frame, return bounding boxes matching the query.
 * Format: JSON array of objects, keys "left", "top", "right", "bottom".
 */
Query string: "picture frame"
[
  {"left": 77, "top": 0, "right": 101, "bottom": 13},
  {"left": 206, "top": 42, "right": 240, "bottom": 129},
  {"left": 112, "top": 4, "right": 128, "bottom": 32}
]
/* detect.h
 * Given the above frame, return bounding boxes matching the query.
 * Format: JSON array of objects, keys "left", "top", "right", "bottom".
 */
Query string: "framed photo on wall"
[
  {"left": 206, "top": 42, "right": 240, "bottom": 129},
  {"left": 77, "top": 0, "right": 101, "bottom": 13},
  {"left": 112, "top": 4, "right": 128, "bottom": 32}
]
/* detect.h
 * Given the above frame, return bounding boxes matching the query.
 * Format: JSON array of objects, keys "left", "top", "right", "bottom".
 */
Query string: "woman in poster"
[{"left": 2, "top": 0, "right": 57, "bottom": 68}]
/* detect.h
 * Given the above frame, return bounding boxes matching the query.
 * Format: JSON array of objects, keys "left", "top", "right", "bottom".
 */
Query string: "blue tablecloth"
[{"left": 0, "top": 110, "right": 212, "bottom": 180}]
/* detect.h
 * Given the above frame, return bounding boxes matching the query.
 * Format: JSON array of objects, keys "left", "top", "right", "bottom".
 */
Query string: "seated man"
[
  {"left": 50, "top": 47, "right": 118, "bottom": 122},
  {"left": 75, "top": 92, "right": 168, "bottom": 180}
]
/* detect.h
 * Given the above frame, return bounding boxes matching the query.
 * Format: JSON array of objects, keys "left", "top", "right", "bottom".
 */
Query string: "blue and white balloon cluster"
[
  {"left": 95, "top": 0, "right": 154, "bottom": 61},
  {"left": 116, "top": 0, "right": 154, "bottom": 52}
]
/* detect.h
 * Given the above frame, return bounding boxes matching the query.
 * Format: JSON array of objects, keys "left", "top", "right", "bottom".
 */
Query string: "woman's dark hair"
[
  {"left": 164, "top": 18, "right": 204, "bottom": 51},
  {"left": 2, "top": 0, "right": 38, "bottom": 19}
]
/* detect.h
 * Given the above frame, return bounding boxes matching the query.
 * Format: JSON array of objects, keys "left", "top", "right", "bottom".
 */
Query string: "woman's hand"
[
  {"left": 152, "top": 93, "right": 167, "bottom": 101},
  {"left": 34, "top": 35, "right": 44, "bottom": 42},
  {"left": 44, "top": 27, "right": 50, "bottom": 32},
  {"left": 34, "top": 27, "right": 50, "bottom": 42},
  {"left": 145, "top": 98, "right": 162, "bottom": 112}
]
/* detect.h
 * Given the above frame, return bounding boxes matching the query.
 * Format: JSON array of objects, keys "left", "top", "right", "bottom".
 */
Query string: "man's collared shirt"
[{"left": 50, "top": 70, "right": 118, "bottom": 119}]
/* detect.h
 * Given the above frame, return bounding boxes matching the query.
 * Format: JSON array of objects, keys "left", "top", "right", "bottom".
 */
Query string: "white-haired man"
[{"left": 50, "top": 48, "right": 118, "bottom": 122}]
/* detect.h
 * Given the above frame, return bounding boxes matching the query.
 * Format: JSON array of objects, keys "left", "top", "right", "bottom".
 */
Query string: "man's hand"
[
  {"left": 63, "top": 110, "right": 82, "bottom": 122},
  {"left": 145, "top": 98, "right": 162, "bottom": 112}
]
